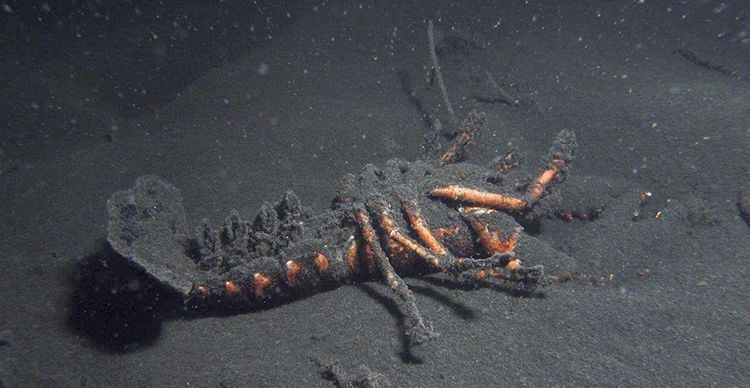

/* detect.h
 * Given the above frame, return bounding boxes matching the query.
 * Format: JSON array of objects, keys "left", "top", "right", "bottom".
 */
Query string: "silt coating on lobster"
[
  {"left": 106, "top": 123, "right": 577, "bottom": 344},
  {"left": 108, "top": 133, "right": 576, "bottom": 300}
]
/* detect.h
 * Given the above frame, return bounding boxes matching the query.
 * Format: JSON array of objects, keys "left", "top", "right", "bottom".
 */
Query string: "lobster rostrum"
[{"left": 107, "top": 110, "right": 577, "bottom": 345}]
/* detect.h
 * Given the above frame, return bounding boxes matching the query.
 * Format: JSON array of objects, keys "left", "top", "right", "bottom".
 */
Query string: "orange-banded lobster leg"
[
  {"left": 524, "top": 157, "right": 564, "bottom": 205},
  {"left": 461, "top": 208, "right": 522, "bottom": 270},
  {"left": 428, "top": 185, "right": 528, "bottom": 212},
  {"left": 353, "top": 208, "right": 437, "bottom": 345},
  {"left": 522, "top": 129, "right": 576, "bottom": 205},
  {"left": 430, "top": 129, "right": 577, "bottom": 211},
  {"left": 438, "top": 110, "right": 486, "bottom": 166},
  {"left": 461, "top": 208, "right": 543, "bottom": 289},
  {"left": 369, "top": 200, "right": 515, "bottom": 274},
  {"left": 426, "top": 161, "right": 558, "bottom": 211},
  {"left": 400, "top": 198, "right": 448, "bottom": 256}
]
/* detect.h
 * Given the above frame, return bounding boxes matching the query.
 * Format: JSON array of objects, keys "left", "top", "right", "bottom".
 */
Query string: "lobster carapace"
[{"left": 107, "top": 111, "right": 577, "bottom": 344}]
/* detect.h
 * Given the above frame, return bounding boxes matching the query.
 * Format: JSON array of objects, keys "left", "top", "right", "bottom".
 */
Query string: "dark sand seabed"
[{"left": 0, "top": 1, "right": 748, "bottom": 386}]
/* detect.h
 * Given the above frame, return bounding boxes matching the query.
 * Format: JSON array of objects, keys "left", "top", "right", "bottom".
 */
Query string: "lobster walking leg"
[
  {"left": 383, "top": 199, "right": 542, "bottom": 290},
  {"left": 438, "top": 110, "right": 486, "bottom": 166},
  {"left": 460, "top": 209, "right": 544, "bottom": 290},
  {"left": 461, "top": 208, "right": 522, "bottom": 269},
  {"left": 353, "top": 208, "right": 437, "bottom": 345},
  {"left": 370, "top": 201, "right": 516, "bottom": 273},
  {"left": 524, "top": 158, "right": 565, "bottom": 205},
  {"left": 428, "top": 185, "right": 527, "bottom": 211},
  {"left": 400, "top": 198, "right": 448, "bottom": 255},
  {"left": 429, "top": 129, "right": 577, "bottom": 211}
]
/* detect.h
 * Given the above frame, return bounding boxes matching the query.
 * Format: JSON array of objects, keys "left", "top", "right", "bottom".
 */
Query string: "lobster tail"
[
  {"left": 107, "top": 175, "right": 204, "bottom": 296},
  {"left": 192, "top": 190, "right": 309, "bottom": 274},
  {"left": 107, "top": 175, "right": 354, "bottom": 308}
]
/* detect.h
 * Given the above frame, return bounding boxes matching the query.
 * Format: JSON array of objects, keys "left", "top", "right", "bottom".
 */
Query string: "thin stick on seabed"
[{"left": 428, "top": 20, "right": 458, "bottom": 128}]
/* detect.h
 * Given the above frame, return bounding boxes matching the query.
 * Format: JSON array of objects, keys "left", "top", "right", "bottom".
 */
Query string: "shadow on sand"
[{"left": 68, "top": 241, "right": 544, "bottom": 357}]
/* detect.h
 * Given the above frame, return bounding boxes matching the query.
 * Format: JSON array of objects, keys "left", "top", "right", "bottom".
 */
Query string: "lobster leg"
[
  {"left": 385, "top": 199, "right": 542, "bottom": 290},
  {"left": 370, "top": 200, "right": 515, "bottom": 273},
  {"left": 524, "top": 157, "right": 566, "bottom": 206},
  {"left": 438, "top": 110, "right": 486, "bottom": 165},
  {"left": 461, "top": 208, "right": 544, "bottom": 290},
  {"left": 353, "top": 208, "right": 437, "bottom": 345},
  {"left": 430, "top": 129, "right": 577, "bottom": 211},
  {"left": 400, "top": 198, "right": 448, "bottom": 255},
  {"left": 519, "top": 129, "right": 576, "bottom": 207},
  {"left": 428, "top": 185, "right": 527, "bottom": 212},
  {"left": 461, "top": 208, "right": 522, "bottom": 267}
]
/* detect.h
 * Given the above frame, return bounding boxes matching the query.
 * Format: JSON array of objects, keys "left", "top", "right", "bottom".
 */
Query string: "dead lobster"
[{"left": 106, "top": 110, "right": 577, "bottom": 345}]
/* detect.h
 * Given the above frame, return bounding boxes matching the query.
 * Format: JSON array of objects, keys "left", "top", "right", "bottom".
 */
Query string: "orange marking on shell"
[
  {"left": 527, "top": 164, "right": 561, "bottom": 202},
  {"left": 224, "top": 281, "right": 241, "bottom": 297},
  {"left": 345, "top": 239, "right": 359, "bottom": 271},
  {"left": 429, "top": 185, "right": 526, "bottom": 211},
  {"left": 506, "top": 259, "right": 521, "bottom": 270},
  {"left": 385, "top": 239, "right": 406, "bottom": 258},
  {"left": 195, "top": 285, "right": 209, "bottom": 297},
  {"left": 355, "top": 211, "right": 378, "bottom": 242},
  {"left": 433, "top": 225, "right": 460, "bottom": 240},
  {"left": 487, "top": 230, "right": 518, "bottom": 254},
  {"left": 439, "top": 143, "right": 461, "bottom": 165},
  {"left": 285, "top": 259, "right": 302, "bottom": 286},
  {"left": 468, "top": 219, "right": 519, "bottom": 255},
  {"left": 403, "top": 202, "right": 448, "bottom": 255},
  {"left": 313, "top": 252, "right": 330, "bottom": 273},
  {"left": 376, "top": 207, "right": 398, "bottom": 235},
  {"left": 252, "top": 273, "right": 271, "bottom": 298}
]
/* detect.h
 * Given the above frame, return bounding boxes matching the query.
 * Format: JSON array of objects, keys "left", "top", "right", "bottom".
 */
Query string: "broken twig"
[
  {"left": 428, "top": 20, "right": 458, "bottom": 128},
  {"left": 674, "top": 48, "right": 735, "bottom": 77}
]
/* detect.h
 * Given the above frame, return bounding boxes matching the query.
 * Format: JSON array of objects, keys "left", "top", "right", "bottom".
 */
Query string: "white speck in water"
[{"left": 257, "top": 63, "right": 268, "bottom": 75}]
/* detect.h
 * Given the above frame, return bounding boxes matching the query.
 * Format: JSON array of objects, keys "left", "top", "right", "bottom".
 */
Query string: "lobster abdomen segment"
[
  {"left": 193, "top": 243, "right": 357, "bottom": 307},
  {"left": 106, "top": 175, "right": 361, "bottom": 307}
]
